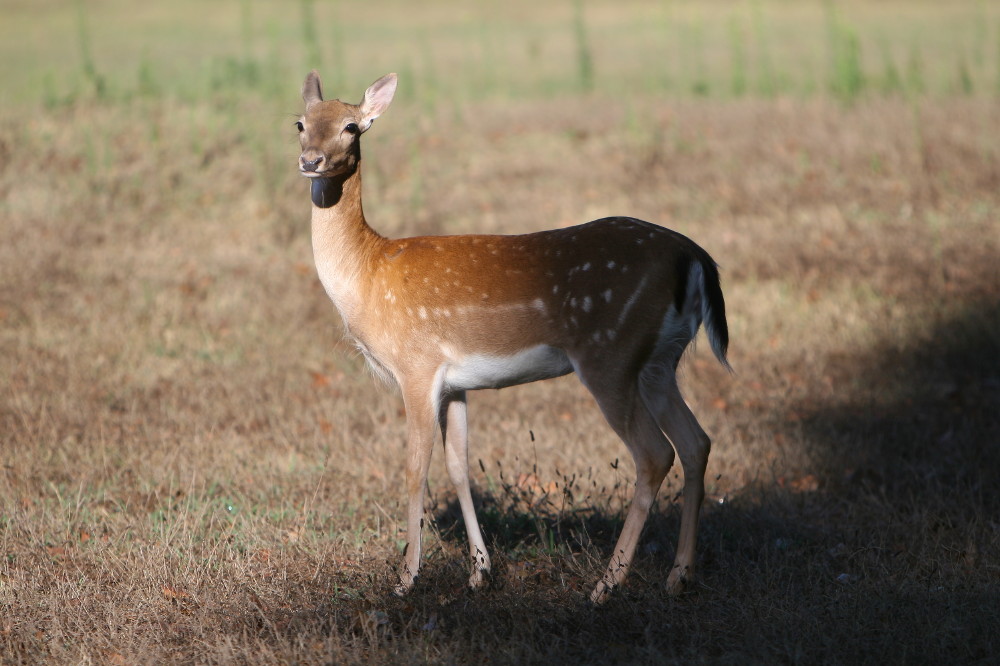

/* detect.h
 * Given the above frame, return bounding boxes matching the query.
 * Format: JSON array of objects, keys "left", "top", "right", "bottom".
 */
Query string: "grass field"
[{"left": 2, "top": 1, "right": 1000, "bottom": 663}]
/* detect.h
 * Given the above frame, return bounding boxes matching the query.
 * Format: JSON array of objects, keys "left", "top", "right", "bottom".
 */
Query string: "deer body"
[{"left": 298, "top": 72, "right": 730, "bottom": 603}]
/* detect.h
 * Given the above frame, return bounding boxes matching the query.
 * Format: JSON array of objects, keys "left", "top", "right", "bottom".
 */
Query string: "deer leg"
[
  {"left": 589, "top": 401, "right": 674, "bottom": 604},
  {"left": 575, "top": 361, "right": 675, "bottom": 604},
  {"left": 439, "top": 391, "right": 491, "bottom": 589},
  {"left": 394, "top": 381, "right": 439, "bottom": 595},
  {"left": 640, "top": 374, "right": 711, "bottom": 595}
]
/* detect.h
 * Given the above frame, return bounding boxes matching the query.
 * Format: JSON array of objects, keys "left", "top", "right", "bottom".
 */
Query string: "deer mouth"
[
  {"left": 299, "top": 150, "right": 358, "bottom": 179},
  {"left": 299, "top": 165, "right": 327, "bottom": 178},
  {"left": 299, "top": 158, "right": 352, "bottom": 179}
]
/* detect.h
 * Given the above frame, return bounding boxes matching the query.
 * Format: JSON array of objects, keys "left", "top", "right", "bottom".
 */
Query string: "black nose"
[{"left": 301, "top": 156, "right": 324, "bottom": 172}]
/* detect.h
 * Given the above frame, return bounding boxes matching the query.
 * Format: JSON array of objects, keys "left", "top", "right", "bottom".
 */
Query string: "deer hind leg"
[
  {"left": 439, "top": 391, "right": 491, "bottom": 589},
  {"left": 638, "top": 360, "right": 711, "bottom": 595},
  {"left": 394, "top": 376, "right": 441, "bottom": 596},
  {"left": 574, "top": 359, "right": 676, "bottom": 605}
]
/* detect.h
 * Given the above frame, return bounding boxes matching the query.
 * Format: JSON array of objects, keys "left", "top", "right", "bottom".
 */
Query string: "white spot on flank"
[
  {"left": 606, "top": 329, "right": 617, "bottom": 341},
  {"left": 419, "top": 306, "right": 428, "bottom": 320},
  {"left": 592, "top": 331, "right": 602, "bottom": 342},
  {"left": 531, "top": 298, "right": 546, "bottom": 313},
  {"left": 618, "top": 275, "right": 648, "bottom": 327},
  {"left": 603, "top": 289, "right": 613, "bottom": 303},
  {"left": 569, "top": 297, "right": 577, "bottom": 308},
  {"left": 582, "top": 296, "right": 592, "bottom": 312},
  {"left": 607, "top": 260, "right": 616, "bottom": 269},
  {"left": 582, "top": 262, "right": 591, "bottom": 271},
  {"left": 552, "top": 285, "right": 559, "bottom": 294}
]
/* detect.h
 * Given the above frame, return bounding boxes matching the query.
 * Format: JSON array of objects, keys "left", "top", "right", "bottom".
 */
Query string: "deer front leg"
[
  {"left": 440, "top": 391, "right": 491, "bottom": 589},
  {"left": 394, "top": 383, "right": 438, "bottom": 596}
]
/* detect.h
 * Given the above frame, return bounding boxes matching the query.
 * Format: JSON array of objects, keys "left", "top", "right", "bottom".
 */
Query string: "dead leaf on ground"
[
  {"left": 311, "top": 371, "right": 332, "bottom": 388},
  {"left": 780, "top": 474, "right": 820, "bottom": 493},
  {"left": 103, "top": 651, "right": 127, "bottom": 665},
  {"left": 161, "top": 584, "right": 192, "bottom": 601},
  {"left": 515, "top": 473, "right": 558, "bottom": 497}
]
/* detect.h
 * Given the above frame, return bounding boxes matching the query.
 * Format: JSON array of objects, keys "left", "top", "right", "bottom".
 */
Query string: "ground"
[{"left": 2, "top": 1, "right": 999, "bottom": 663}]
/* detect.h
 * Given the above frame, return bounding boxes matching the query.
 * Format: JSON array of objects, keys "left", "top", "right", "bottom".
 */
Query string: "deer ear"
[
  {"left": 302, "top": 70, "right": 323, "bottom": 110},
  {"left": 359, "top": 73, "right": 397, "bottom": 131}
]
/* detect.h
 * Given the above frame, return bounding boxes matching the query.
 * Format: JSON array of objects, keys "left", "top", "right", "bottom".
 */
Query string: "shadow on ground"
[
  {"left": 217, "top": 300, "right": 1000, "bottom": 664},
  {"left": 803, "top": 297, "right": 1000, "bottom": 510},
  {"left": 403, "top": 298, "right": 1000, "bottom": 663}
]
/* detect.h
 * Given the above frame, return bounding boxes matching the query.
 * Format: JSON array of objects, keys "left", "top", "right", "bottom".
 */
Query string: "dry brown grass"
[
  {"left": 3, "top": 2, "right": 1000, "bottom": 661},
  {"left": 3, "top": 89, "right": 998, "bottom": 663}
]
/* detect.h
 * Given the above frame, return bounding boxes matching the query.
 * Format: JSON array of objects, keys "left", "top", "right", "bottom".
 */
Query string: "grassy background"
[{"left": 2, "top": 0, "right": 999, "bottom": 663}]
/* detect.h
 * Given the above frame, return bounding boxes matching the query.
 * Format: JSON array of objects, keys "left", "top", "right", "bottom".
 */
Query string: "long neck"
[{"left": 310, "top": 168, "right": 385, "bottom": 325}]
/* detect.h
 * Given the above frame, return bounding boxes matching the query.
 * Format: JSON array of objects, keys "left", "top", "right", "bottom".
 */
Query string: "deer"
[{"left": 295, "top": 71, "right": 731, "bottom": 604}]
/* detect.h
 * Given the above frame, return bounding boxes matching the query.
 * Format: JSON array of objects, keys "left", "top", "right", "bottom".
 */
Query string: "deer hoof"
[
  {"left": 589, "top": 580, "right": 615, "bottom": 605},
  {"left": 665, "top": 565, "right": 691, "bottom": 596}
]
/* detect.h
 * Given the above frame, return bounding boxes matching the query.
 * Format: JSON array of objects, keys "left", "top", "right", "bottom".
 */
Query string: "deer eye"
[
  {"left": 294, "top": 121, "right": 304, "bottom": 133},
  {"left": 344, "top": 122, "right": 359, "bottom": 135}
]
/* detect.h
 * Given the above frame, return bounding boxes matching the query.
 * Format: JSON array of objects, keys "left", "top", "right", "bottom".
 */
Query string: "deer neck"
[{"left": 309, "top": 168, "right": 384, "bottom": 327}]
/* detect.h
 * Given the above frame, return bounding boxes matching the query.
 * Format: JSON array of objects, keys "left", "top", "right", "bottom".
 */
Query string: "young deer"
[{"left": 296, "top": 71, "right": 730, "bottom": 604}]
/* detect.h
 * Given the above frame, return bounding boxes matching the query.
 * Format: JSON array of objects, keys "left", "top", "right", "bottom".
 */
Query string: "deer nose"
[{"left": 300, "top": 155, "right": 324, "bottom": 172}]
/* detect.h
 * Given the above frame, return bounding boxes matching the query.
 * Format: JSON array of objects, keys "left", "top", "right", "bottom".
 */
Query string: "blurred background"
[
  {"left": 2, "top": 1, "right": 999, "bottom": 663},
  {"left": 5, "top": 1, "right": 999, "bottom": 104}
]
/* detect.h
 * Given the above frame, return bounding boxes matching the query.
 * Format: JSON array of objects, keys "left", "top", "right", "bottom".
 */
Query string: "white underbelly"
[{"left": 444, "top": 344, "right": 574, "bottom": 391}]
